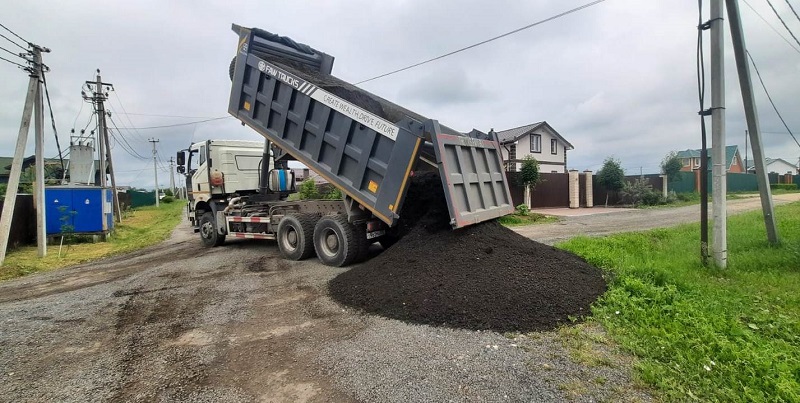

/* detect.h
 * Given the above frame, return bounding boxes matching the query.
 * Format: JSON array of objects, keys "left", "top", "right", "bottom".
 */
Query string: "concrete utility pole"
[
  {"left": 710, "top": 0, "right": 727, "bottom": 268},
  {"left": 726, "top": 0, "right": 779, "bottom": 245},
  {"left": 169, "top": 157, "right": 176, "bottom": 196},
  {"left": 86, "top": 71, "right": 122, "bottom": 224},
  {"left": 0, "top": 45, "right": 48, "bottom": 265},
  {"left": 33, "top": 48, "right": 47, "bottom": 258},
  {"left": 149, "top": 138, "right": 160, "bottom": 207}
]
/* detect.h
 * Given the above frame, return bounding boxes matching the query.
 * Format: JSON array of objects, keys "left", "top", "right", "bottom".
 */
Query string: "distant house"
[
  {"left": 676, "top": 146, "right": 745, "bottom": 173},
  {"left": 745, "top": 157, "right": 799, "bottom": 175},
  {"left": 0, "top": 157, "right": 12, "bottom": 184},
  {"left": 496, "top": 121, "right": 574, "bottom": 173}
]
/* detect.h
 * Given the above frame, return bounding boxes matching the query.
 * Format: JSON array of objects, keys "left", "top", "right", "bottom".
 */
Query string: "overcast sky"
[{"left": 2, "top": 0, "right": 799, "bottom": 189}]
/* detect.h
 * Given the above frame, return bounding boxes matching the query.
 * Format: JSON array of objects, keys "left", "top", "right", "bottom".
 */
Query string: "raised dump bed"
[{"left": 228, "top": 24, "right": 514, "bottom": 229}]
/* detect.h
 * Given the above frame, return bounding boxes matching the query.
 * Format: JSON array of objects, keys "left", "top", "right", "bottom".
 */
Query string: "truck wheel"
[
  {"left": 199, "top": 212, "right": 225, "bottom": 247},
  {"left": 313, "top": 215, "right": 358, "bottom": 267},
  {"left": 276, "top": 214, "right": 315, "bottom": 260}
]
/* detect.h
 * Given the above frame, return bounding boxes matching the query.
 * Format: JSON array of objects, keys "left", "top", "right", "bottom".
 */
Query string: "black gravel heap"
[{"left": 328, "top": 173, "right": 607, "bottom": 332}]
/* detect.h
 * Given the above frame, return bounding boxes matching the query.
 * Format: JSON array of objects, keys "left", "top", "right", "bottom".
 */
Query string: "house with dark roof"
[
  {"left": 0, "top": 157, "right": 12, "bottom": 184},
  {"left": 676, "top": 145, "right": 745, "bottom": 173},
  {"left": 745, "top": 157, "right": 799, "bottom": 174},
  {"left": 495, "top": 121, "right": 574, "bottom": 173}
]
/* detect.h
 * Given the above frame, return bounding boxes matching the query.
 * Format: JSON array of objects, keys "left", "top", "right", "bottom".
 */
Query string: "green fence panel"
[
  {"left": 127, "top": 190, "right": 156, "bottom": 208},
  {"left": 669, "top": 171, "right": 696, "bottom": 193},
  {"left": 727, "top": 173, "right": 758, "bottom": 192}
]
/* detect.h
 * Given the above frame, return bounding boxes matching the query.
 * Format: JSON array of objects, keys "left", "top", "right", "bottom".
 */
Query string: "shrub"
[
  {"left": 770, "top": 183, "right": 798, "bottom": 190},
  {"left": 323, "top": 187, "right": 343, "bottom": 200},
  {"left": 515, "top": 204, "right": 530, "bottom": 216},
  {"left": 620, "top": 178, "right": 663, "bottom": 206},
  {"left": 297, "top": 179, "right": 321, "bottom": 199},
  {"left": 161, "top": 196, "right": 175, "bottom": 203}
]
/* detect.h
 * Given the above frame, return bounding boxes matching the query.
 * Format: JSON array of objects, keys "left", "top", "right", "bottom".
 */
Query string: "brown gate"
[{"left": 505, "top": 172, "right": 570, "bottom": 208}]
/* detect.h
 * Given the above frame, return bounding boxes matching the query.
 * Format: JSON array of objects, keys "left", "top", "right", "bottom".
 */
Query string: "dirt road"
[
  {"left": 514, "top": 193, "right": 800, "bottom": 245},
  {"left": 2, "top": 196, "right": 795, "bottom": 402}
]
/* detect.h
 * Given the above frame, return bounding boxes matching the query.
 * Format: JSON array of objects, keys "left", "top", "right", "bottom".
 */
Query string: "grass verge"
[
  {"left": 498, "top": 213, "right": 560, "bottom": 226},
  {"left": 1, "top": 201, "right": 185, "bottom": 281},
  {"left": 558, "top": 202, "right": 800, "bottom": 402}
]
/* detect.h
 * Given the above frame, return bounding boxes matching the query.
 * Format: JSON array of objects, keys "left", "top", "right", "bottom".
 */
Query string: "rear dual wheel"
[
  {"left": 276, "top": 214, "right": 316, "bottom": 260},
  {"left": 313, "top": 215, "right": 364, "bottom": 267}
]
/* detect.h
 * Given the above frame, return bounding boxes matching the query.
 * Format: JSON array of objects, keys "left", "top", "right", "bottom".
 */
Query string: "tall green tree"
[
  {"left": 597, "top": 157, "right": 625, "bottom": 207},
  {"left": 661, "top": 151, "right": 683, "bottom": 189},
  {"left": 519, "top": 156, "right": 541, "bottom": 208}
]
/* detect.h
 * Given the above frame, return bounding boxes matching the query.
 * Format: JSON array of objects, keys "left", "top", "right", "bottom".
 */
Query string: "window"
[
  {"left": 188, "top": 149, "right": 199, "bottom": 171},
  {"left": 199, "top": 146, "right": 206, "bottom": 166},
  {"left": 508, "top": 144, "right": 517, "bottom": 161},
  {"left": 551, "top": 139, "right": 557, "bottom": 155},
  {"left": 530, "top": 134, "right": 541, "bottom": 153}
]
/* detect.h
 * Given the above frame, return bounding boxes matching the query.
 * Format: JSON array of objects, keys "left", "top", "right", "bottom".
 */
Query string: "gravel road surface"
[{"left": 3, "top": 195, "right": 794, "bottom": 402}]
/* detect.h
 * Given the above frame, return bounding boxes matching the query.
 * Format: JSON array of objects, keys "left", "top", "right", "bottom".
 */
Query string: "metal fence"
[
  {"left": 668, "top": 171, "right": 783, "bottom": 193},
  {"left": 506, "top": 172, "right": 570, "bottom": 208}
]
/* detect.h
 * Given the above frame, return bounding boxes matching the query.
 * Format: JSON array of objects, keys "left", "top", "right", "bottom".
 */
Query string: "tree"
[
  {"left": 597, "top": 157, "right": 625, "bottom": 207},
  {"left": 519, "top": 156, "right": 541, "bottom": 208},
  {"left": 661, "top": 151, "right": 683, "bottom": 189}
]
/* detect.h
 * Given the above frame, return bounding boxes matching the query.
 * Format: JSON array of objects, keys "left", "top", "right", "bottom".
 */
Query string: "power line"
[
  {"left": 354, "top": 0, "right": 608, "bottom": 85},
  {"left": 0, "top": 22, "right": 30, "bottom": 45},
  {"left": 766, "top": 0, "right": 800, "bottom": 47},
  {"left": 785, "top": 0, "right": 800, "bottom": 23},
  {"left": 107, "top": 115, "right": 149, "bottom": 160},
  {"left": 124, "top": 116, "right": 232, "bottom": 130},
  {"left": 42, "top": 71, "right": 65, "bottom": 172},
  {"left": 747, "top": 50, "right": 800, "bottom": 148},
  {"left": 0, "top": 54, "right": 26, "bottom": 69},
  {"left": 0, "top": 31, "right": 27, "bottom": 51},
  {"left": 121, "top": 112, "right": 222, "bottom": 119},
  {"left": 0, "top": 44, "right": 23, "bottom": 59},
  {"left": 741, "top": 0, "right": 800, "bottom": 54}
]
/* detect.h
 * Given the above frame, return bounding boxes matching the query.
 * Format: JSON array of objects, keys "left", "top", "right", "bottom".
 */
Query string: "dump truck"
[{"left": 176, "top": 24, "right": 514, "bottom": 267}]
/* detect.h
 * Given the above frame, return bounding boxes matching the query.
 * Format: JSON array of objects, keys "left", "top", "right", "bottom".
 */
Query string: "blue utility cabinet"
[{"left": 45, "top": 186, "right": 113, "bottom": 235}]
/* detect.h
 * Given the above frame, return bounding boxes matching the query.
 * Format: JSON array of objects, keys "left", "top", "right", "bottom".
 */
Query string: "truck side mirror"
[
  {"left": 176, "top": 151, "right": 185, "bottom": 166},
  {"left": 177, "top": 166, "right": 185, "bottom": 174}
]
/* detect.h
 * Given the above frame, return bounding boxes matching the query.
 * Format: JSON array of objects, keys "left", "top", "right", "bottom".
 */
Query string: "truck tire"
[
  {"left": 276, "top": 214, "right": 315, "bottom": 260},
  {"left": 199, "top": 212, "right": 225, "bottom": 247},
  {"left": 313, "top": 215, "right": 358, "bottom": 267}
]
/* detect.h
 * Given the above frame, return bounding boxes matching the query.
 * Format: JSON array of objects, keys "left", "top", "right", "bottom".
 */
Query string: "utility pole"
[
  {"left": 149, "top": 138, "right": 160, "bottom": 207},
  {"left": 726, "top": 0, "right": 779, "bottom": 245},
  {"left": 169, "top": 157, "right": 176, "bottom": 196},
  {"left": 0, "top": 45, "right": 49, "bottom": 265},
  {"left": 86, "top": 71, "right": 122, "bottom": 223},
  {"left": 33, "top": 48, "right": 47, "bottom": 258},
  {"left": 710, "top": 0, "right": 727, "bottom": 268}
]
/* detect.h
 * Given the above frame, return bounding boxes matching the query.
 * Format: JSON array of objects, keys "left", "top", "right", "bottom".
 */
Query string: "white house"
[
  {"left": 495, "top": 121, "right": 574, "bottom": 173},
  {"left": 746, "top": 157, "right": 799, "bottom": 174}
]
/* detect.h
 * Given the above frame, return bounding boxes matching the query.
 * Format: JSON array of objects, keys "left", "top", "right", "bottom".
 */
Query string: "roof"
[
  {"left": 495, "top": 121, "right": 574, "bottom": 149},
  {"left": 676, "top": 145, "right": 739, "bottom": 169},
  {"left": 746, "top": 157, "right": 798, "bottom": 171}
]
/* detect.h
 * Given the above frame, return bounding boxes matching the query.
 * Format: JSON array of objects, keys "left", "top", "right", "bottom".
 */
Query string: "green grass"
[
  {"left": 1, "top": 201, "right": 185, "bottom": 281},
  {"left": 498, "top": 213, "right": 560, "bottom": 226},
  {"left": 558, "top": 202, "right": 800, "bottom": 402}
]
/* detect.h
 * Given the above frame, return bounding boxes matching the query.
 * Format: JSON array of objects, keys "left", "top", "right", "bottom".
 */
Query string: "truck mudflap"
[{"left": 428, "top": 123, "right": 515, "bottom": 229}]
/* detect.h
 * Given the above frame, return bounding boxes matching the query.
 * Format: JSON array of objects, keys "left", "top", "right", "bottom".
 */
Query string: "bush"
[
  {"left": 515, "top": 204, "right": 530, "bottom": 216},
  {"left": 297, "top": 179, "right": 321, "bottom": 199},
  {"left": 620, "top": 178, "right": 664, "bottom": 206},
  {"left": 770, "top": 183, "right": 798, "bottom": 190},
  {"left": 161, "top": 196, "right": 175, "bottom": 203},
  {"left": 323, "top": 187, "right": 343, "bottom": 200}
]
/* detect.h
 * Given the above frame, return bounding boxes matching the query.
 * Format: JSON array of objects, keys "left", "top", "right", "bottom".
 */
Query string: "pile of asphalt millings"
[{"left": 328, "top": 172, "right": 607, "bottom": 333}]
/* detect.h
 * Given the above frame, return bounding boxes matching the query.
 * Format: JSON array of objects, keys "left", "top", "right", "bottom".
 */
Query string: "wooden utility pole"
[
  {"left": 726, "top": 0, "right": 779, "bottom": 244},
  {"left": 710, "top": 0, "right": 727, "bottom": 268}
]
